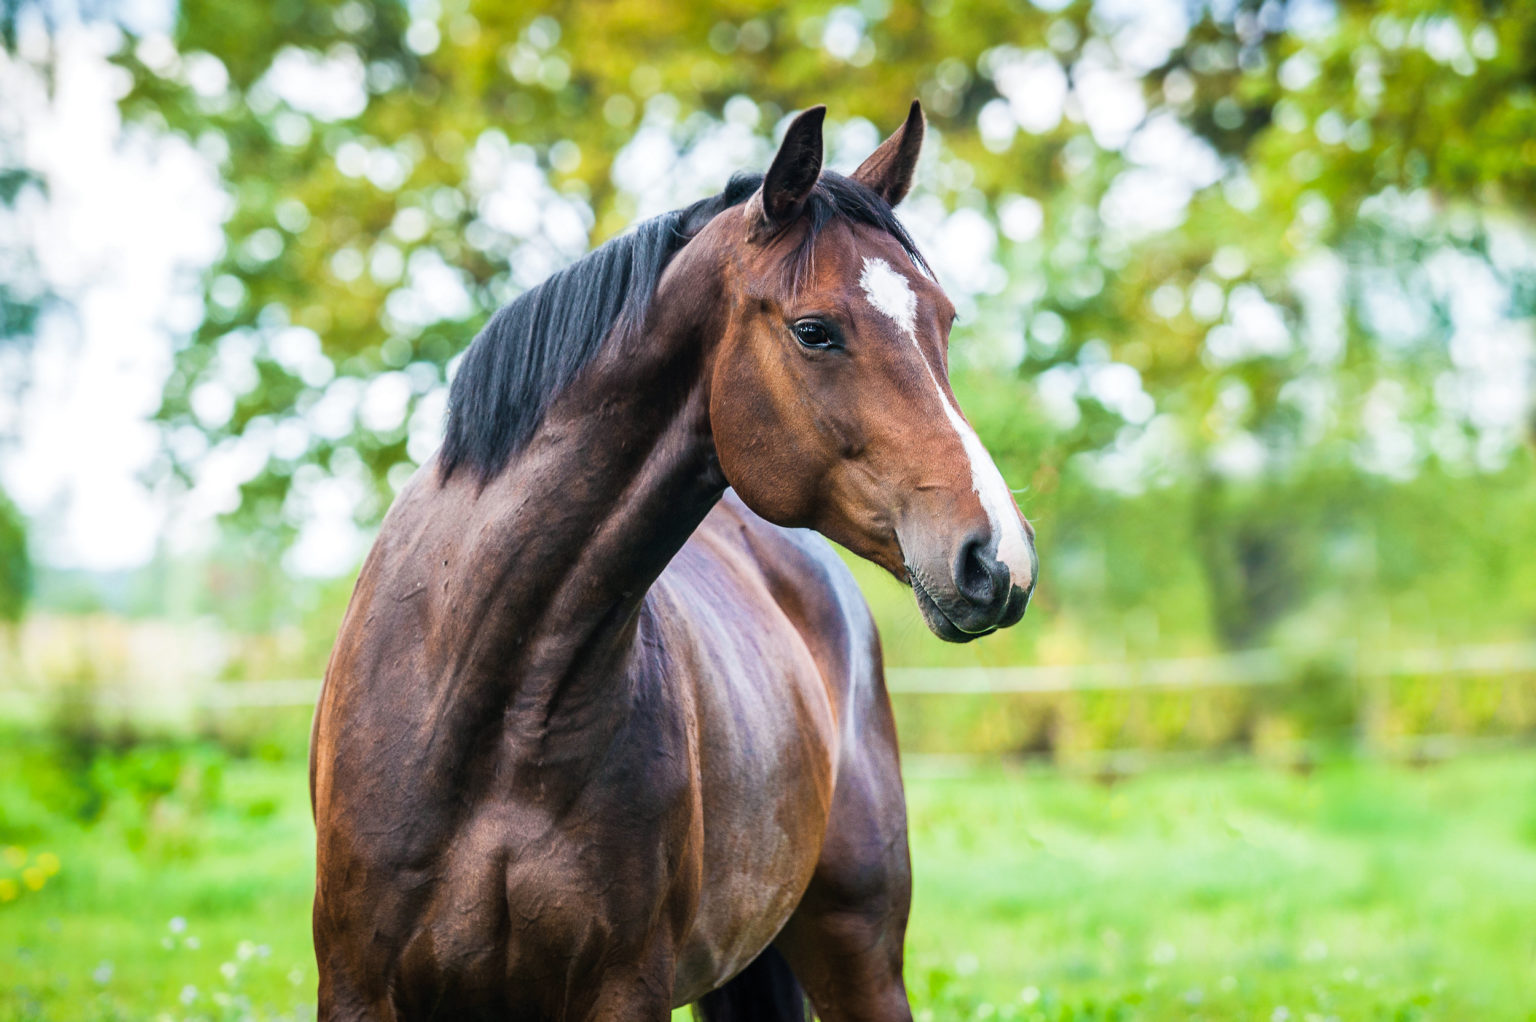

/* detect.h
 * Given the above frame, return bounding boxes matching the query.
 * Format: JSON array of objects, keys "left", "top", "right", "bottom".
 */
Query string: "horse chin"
[{"left": 910, "top": 579, "right": 997, "bottom": 644}]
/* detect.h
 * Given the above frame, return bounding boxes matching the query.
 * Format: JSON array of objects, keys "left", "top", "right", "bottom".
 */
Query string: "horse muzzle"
[{"left": 904, "top": 526, "right": 1036, "bottom": 643}]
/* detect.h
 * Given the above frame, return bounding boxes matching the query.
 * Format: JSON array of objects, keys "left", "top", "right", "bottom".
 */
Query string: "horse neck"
[{"left": 435, "top": 271, "right": 726, "bottom": 744}]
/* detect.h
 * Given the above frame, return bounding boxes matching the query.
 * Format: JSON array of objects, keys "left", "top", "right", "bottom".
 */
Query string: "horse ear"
[
  {"left": 851, "top": 100, "right": 925, "bottom": 206},
  {"left": 753, "top": 106, "right": 825, "bottom": 235}
]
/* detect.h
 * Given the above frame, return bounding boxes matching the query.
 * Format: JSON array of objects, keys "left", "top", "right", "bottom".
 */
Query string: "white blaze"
[{"left": 858, "top": 257, "right": 1035, "bottom": 589}]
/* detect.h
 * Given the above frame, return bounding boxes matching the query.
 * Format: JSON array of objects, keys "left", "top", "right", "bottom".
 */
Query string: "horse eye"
[{"left": 793, "top": 319, "right": 837, "bottom": 349}]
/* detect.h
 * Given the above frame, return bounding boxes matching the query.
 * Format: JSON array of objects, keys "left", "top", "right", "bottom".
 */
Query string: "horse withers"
[{"left": 310, "top": 101, "right": 1036, "bottom": 1022}]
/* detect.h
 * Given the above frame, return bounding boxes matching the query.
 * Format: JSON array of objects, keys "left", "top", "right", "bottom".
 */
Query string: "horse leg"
[
  {"left": 572, "top": 943, "right": 677, "bottom": 1022},
  {"left": 315, "top": 958, "right": 390, "bottom": 1022},
  {"left": 773, "top": 758, "right": 914, "bottom": 1022},
  {"left": 576, "top": 986, "right": 672, "bottom": 1022}
]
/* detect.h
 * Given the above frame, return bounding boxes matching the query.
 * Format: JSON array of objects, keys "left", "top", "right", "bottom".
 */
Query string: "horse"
[{"left": 310, "top": 100, "right": 1037, "bottom": 1022}]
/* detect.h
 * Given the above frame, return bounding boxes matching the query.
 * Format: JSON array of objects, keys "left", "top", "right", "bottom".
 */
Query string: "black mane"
[{"left": 438, "top": 170, "right": 929, "bottom": 481}]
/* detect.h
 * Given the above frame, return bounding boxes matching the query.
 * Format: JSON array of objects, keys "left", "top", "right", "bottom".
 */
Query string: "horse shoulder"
[{"left": 698, "top": 493, "right": 884, "bottom": 734}]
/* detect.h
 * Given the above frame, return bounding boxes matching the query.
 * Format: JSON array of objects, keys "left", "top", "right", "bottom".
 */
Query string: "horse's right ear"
[
  {"left": 750, "top": 106, "right": 825, "bottom": 238},
  {"left": 852, "top": 100, "right": 924, "bottom": 206}
]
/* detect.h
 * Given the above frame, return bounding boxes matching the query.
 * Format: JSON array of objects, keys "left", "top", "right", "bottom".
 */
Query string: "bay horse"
[{"left": 310, "top": 101, "right": 1036, "bottom": 1022}]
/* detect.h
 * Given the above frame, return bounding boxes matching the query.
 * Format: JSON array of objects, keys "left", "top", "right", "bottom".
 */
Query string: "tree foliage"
[
  {"left": 0, "top": 486, "right": 30, "bottom": 624},
  {"left": 99, "top": 0, "right": 1536, "bottom": 648}
]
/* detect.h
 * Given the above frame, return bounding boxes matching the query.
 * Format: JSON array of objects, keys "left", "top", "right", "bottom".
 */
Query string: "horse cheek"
[{"left": 710, "top": 365, "right": 822, "bottom": 527}]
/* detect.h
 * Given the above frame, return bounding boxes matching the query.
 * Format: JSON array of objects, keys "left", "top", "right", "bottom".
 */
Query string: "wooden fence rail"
[
  {"left": 887, "top": 641, "right": 1536, "bottom": 693},
  {"left": 4, "top": 641, "right": 1534, "bottom": 710}
]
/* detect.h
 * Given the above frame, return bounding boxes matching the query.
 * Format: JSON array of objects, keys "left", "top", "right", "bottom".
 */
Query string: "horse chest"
[{"left": 482, "top": 651, "right": 836, "bottom": 1004}]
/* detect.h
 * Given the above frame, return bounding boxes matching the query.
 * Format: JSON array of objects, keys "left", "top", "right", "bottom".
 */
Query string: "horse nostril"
[{"left": 953, "top": 532, "right": 1008, "bottom": 610}]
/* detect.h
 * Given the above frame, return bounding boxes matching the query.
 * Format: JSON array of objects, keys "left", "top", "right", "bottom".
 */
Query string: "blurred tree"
[
  {"left": 0, "top": 4, "right": 59, "bottom": 625},
  {"left": 0, "top": 166, "right": 46, "bottom": 348},
  {"left": 112, "top": 0, "right": 1077, "bottom": 548},
  {"left": 102, "top": 0, "right": 1536, "bottom": 648},
  {"left": 1127, "top": 1, "right": 1536, "bottom": 644}
]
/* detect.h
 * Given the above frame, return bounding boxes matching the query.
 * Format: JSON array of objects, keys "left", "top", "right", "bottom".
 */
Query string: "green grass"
[
  {"left": 901, "top": 758, "right": 1536, "bottom": 1020},
  {"left": 3, "top": 732, "right": 1536, "bottom": 1020}
]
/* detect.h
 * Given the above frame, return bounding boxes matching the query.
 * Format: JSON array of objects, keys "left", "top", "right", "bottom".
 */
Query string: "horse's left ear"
[
  {"left": 751, "top": 105, "right": 826, "bottom": 238},
  {"left": 851, "top": 100, "right": 925, "bottom": 207}
]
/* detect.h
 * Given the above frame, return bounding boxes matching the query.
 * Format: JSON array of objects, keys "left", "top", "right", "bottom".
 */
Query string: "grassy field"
[{"left": 2, "top": 727, "right": 1535, "bottom": 1021}]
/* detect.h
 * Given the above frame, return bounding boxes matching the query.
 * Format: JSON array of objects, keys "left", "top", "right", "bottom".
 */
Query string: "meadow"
[
  {"left": 6, "top": 2, "right": 1536, "bottom": 1020},
  {"left": 3, "top": 722, "right": 1534, "bottom": 1021}
]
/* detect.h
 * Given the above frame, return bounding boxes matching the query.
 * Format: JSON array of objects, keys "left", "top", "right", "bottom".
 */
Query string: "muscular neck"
[{"left": 426, "top": 258, "right": 728, "bottom": 747}]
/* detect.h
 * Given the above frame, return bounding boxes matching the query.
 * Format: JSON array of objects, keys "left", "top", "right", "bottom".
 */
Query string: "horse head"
[{"left": 691, "top": 102, "right": 1037, "bottom": 641}]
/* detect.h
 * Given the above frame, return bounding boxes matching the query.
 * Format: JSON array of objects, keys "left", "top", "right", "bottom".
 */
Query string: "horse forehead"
[
  {"left": 858, "top": 257, "right": 919, "bottom": 334},
  {"left": 853, "top": 255, "right": 954, "bottom": 359}
]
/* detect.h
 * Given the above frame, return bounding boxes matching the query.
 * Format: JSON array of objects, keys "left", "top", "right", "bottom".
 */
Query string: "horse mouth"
[{"left": 909, "top": 572, "right": 998, "bottom": 643}]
